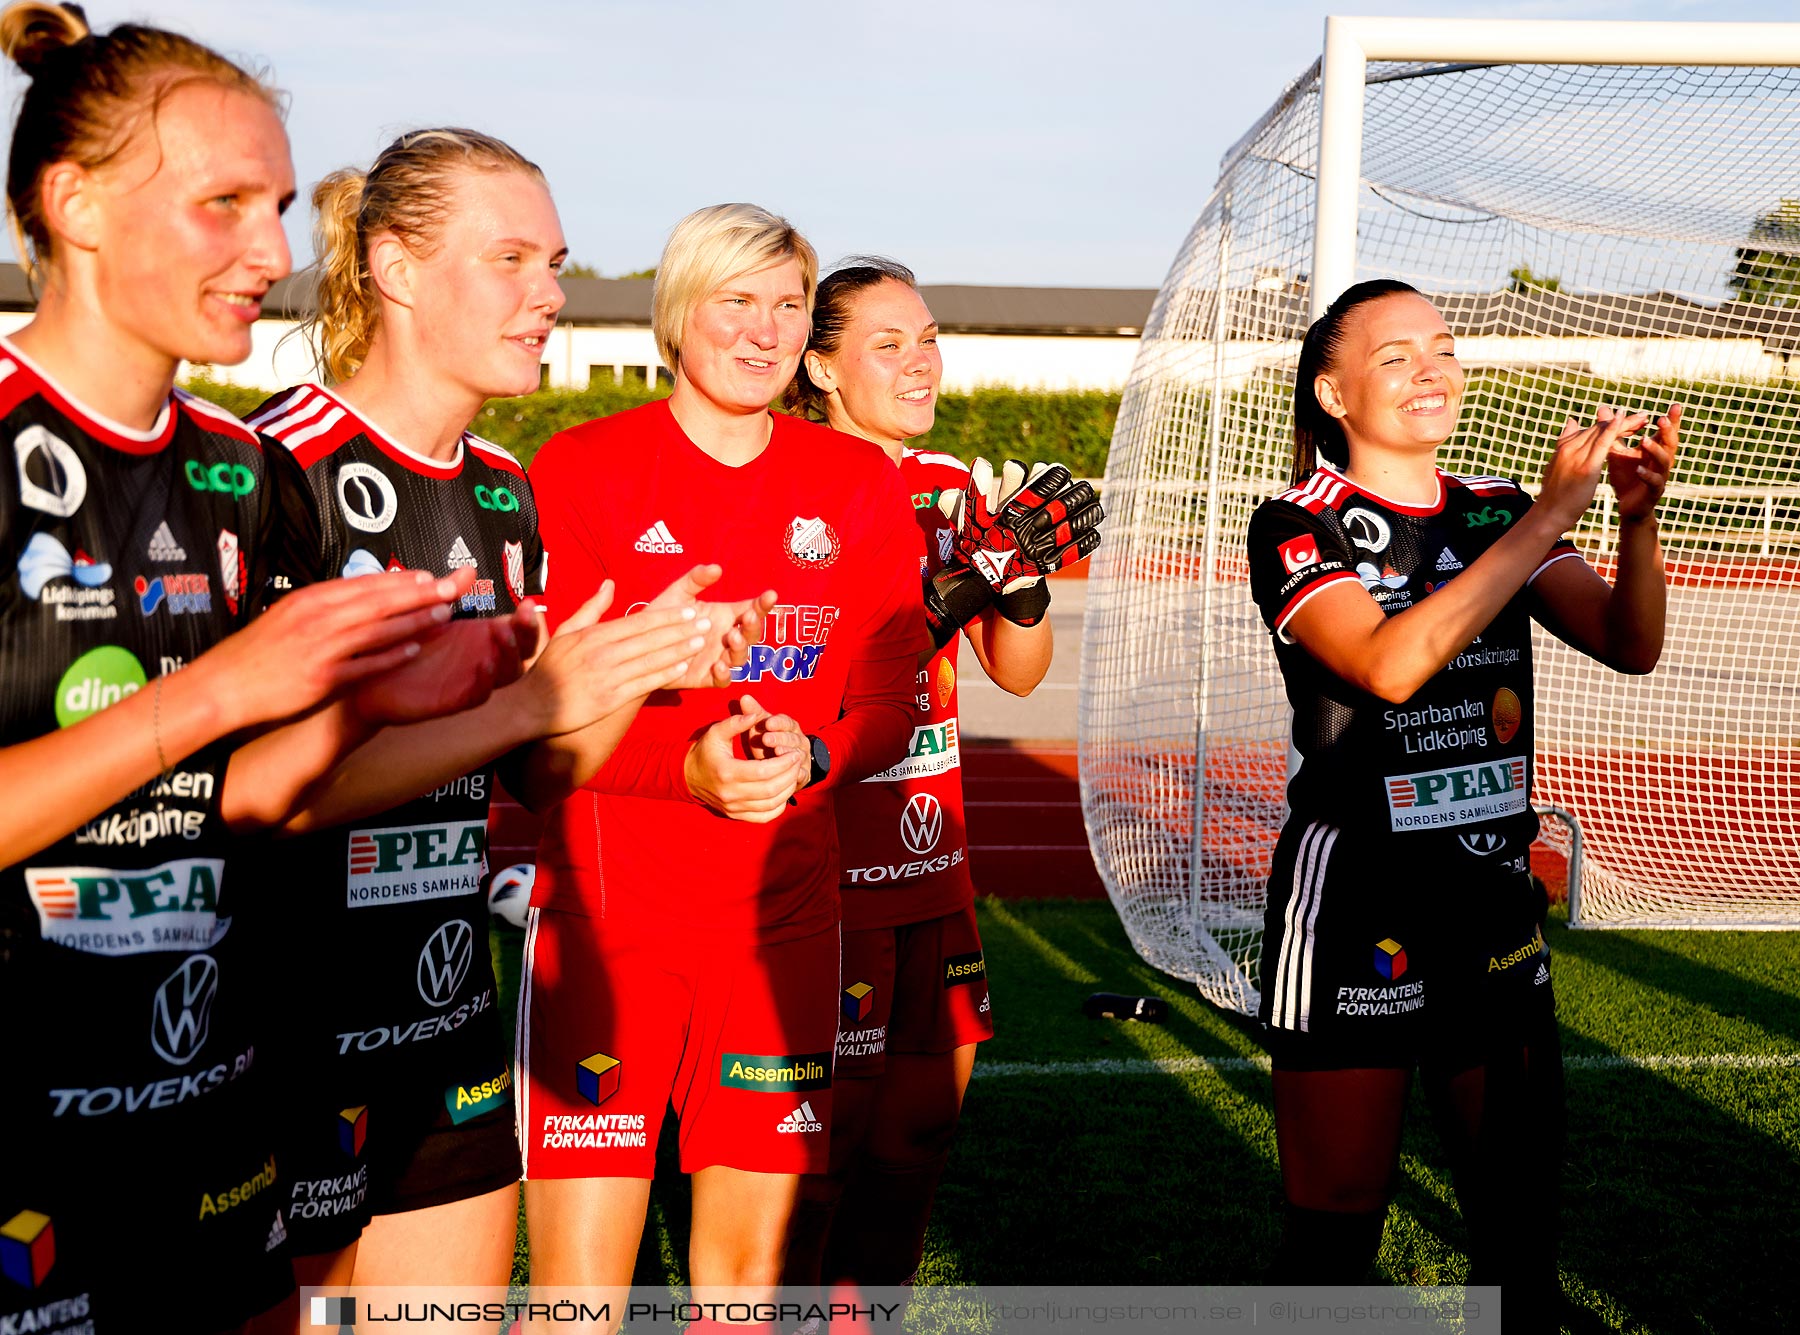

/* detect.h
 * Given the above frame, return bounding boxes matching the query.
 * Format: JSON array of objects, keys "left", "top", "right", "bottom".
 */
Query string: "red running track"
[
  {"left": 487, "top": 739, "right": 1615, "bottom": 906},
  {"left": 486, "top": 740, "right": 1106, "bottom": 902}
]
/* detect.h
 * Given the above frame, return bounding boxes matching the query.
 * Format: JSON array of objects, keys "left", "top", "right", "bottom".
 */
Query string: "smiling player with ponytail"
[
  {"left": 1249, "top": 279, "right": 1675, "bottom": 1323},
  {"left": 245, "top": 131, "right": 769, "bottom": 1295},
  {"left": 0, "top": 4, "right": 542, "bottom": 1329}
]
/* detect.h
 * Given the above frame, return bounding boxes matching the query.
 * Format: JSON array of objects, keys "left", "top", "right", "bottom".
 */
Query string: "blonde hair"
[
  {"left": 652, "top": 203, "right": 818, "bottom": 373},
  {"left": 305, "top": 128, "right": 546, "bottom": 384},
  {"left": 0, "top": 1, "right": 279, "bottom": 278}
]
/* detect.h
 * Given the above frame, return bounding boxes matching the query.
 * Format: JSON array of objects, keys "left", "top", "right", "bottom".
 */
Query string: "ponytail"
[
  {"left": 299, "top": 128, "right": 546, "bottom": 384},
  {"left": 1291, "top": 278, "right": 1420, "bottom": 485},
  {"left": 307, "top": 169, "right": 374, "bottom": 386}
]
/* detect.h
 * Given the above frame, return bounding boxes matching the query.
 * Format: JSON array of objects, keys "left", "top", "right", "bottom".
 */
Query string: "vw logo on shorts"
[
  {"left": 899, "top": 793, "right": 944, "bottom": 856},
  {"left": 337, "top": 462, "right": 399, "bottom": 534},
  {"left": 417, "top": 920, "right": 474, "bottom": 1008},
  {"left": 151, "top": 953, "right": 219, "bottom": 1066},
  {"left": 1458, "top": 831, "right": 1506, "bottom": 856}
]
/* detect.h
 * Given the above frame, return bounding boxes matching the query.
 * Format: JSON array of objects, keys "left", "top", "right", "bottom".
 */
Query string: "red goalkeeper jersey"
[
  {"left": 836, "top": 449, "right": 977, "bottom": 931},
  {"left": 528, "top": 401, "right": 928, "bottom": 942}
]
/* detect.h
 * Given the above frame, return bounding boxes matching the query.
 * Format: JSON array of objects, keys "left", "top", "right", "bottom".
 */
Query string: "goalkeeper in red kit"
[
  {"left": 776, "top": 259, "right": 1104, "bottom": 1294},
  {"left": 512, "top": 211, "right": 930, "bottom": 1321}
]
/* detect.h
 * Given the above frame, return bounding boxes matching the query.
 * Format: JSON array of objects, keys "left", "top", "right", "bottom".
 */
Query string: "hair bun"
[{"left": 0, "top": 2, "right": 90, "bottom": 78}]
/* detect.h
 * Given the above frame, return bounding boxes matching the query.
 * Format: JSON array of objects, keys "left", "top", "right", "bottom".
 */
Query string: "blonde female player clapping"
[
  {"left": 244, "top": 131, "right": 766, "bottom": 1300},
  {"left": 0, "top": 5, "right": 553, "bottom": 1329}
]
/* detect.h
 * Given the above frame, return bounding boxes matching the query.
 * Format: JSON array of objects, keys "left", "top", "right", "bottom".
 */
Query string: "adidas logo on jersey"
[
  {"left": 447, "top": 536, "right": 476, "bottom": 570},
  {"left": 1534, "top": 961, "right": 1550, "bottom": 986},
  {"left": 634, "top": 521, "right": 683, "bottom": 554},
  {"left": 148, "top": 522, "right": 187, "bottom": 563},
  {"left": 265, "top": 1209, "right": 287, "bottom": 1253},
  {"left": 776, "top": 1101, "right": 823, "bottom": 1134},
  {"left": 1435, "top": 547, "right": 1464, "bottom": 572}
]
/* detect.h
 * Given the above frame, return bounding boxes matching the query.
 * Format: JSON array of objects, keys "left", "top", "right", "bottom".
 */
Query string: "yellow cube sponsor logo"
[
  {"left": 842, "top": 981, "right": 875, "bottom": 1024},
  {"left": 1, "top": 1209, "right": 55, "bottom": 1288},
  {"left": 1373, "top": 938, "right": 1408, "bottom": 981},
  {"left": 578, "top": 1052, "right": 621, "bottom": 1107},
  {"left": 338, "top": 1105, "right": 368, "bottom": 1156}
]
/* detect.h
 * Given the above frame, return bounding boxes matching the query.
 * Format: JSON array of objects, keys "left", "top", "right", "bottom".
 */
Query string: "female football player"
[
  {"left": 517, "top": 206, "right": 927, "bottom": 1322},
  {"left": 1247, "top": 278, "right": 1675, "bottom": 1320},
  {"left": 0, "top": 4, "right": 535, "bottom": 1329},
  {"left": 778, "top": 259, "right": 1099, "bottom": 1288},
  {"left": 248, "top": 131, "right": 765, "bottom": 1295}
]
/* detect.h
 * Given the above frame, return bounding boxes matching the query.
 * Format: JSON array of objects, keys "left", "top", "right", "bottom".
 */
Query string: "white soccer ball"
[{"left": 485, "top": 863, "right": 535, "bottom": 930}]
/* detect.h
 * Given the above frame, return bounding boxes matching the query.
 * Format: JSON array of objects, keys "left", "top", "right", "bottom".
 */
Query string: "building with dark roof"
[{"left": 0, "top": 263, "right": 1156, "bottom": 391}]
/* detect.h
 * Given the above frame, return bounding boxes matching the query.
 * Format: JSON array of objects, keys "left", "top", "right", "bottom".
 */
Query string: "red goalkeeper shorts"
[
  {"left": 836, "top": 903, "right": 995, "bottom": 1079},
  {"left": 518, "top": 909, "right": 839, "bottom": 1178}
]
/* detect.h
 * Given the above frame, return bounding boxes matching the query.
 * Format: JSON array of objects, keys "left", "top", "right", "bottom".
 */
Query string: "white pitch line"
[
  {"left": 975, "top": 1056, "right": 1270, "bottom": 1077},
  {"left": 972, "top": 1053, "right": 1800, "bottom": 1079}
]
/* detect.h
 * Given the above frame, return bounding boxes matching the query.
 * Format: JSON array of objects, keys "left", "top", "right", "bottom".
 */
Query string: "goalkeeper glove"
[
  {"left": 923, "top": 565, "right": 995, "bottom": 649},
  {"left": 938, "top": 457, "right": 1106, "bottom": 624}
]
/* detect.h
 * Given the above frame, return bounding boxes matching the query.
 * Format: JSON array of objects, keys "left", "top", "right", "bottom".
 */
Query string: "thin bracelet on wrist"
[{"left": 153, "top": 677, "right": 170, "bottom": 773}]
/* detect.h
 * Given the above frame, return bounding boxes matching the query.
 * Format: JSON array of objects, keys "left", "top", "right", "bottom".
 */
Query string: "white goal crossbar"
[
  {"left": 1079, "top": 18, "right": 1800, "bottom": 1014},
  {"left": 1314, "top": 19, "right": 1800, "bottom": 317}
]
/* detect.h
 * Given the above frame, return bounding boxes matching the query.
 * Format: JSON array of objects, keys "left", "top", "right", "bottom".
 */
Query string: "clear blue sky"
[{"left": 6, "top": 0, "right": 1797, "bottom": 287}]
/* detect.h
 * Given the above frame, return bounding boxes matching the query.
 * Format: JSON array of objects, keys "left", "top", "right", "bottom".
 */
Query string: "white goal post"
[{"left": 1079, "top": 18, "right": 1800, "bottom": 1014}]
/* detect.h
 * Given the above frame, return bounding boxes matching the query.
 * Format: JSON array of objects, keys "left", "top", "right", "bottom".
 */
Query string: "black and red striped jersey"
[
  {"left": 246, "top": 384, "right": 546, "bottom": 1058},
  {"left": 1247, "top": 463, "right": 1579, "bottom": 869},
  {"left": 0, "top": 333, "right": 317, "bottom": 1132},
  {"left": 247, "top": 384, "right": 546, "bottom": 606}
]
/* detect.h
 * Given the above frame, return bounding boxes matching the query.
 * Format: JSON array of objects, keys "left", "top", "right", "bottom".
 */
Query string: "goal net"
[{"left": 1080, "top": 30, "right": 1800, "bottom": 1012}]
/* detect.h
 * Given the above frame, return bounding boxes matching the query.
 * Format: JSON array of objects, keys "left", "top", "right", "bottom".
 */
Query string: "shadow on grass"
[
  {"left": 493, "top": 906, "right": 1800, "bottom": 1329},
  {"left": 1539, "top": 919, "right": 1800, "bottom": 1333},
  {"left": 1550, "top": 920, "right": 1800, "bottom": 1051},
  {"left": 940, "top": 899, "right": 1282, "bottom": 1282}
]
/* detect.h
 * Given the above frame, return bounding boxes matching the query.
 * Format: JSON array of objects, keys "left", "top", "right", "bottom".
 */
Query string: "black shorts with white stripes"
[
  {"left": 1258, "top": 821, "right": 1557, "bottom": 1071},
  {"left": 1258, "top": 820, "right": 1436, "bottom": 1070}
]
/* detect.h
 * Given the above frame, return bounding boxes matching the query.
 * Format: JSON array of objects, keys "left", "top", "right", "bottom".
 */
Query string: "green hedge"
[
  {"left": 183, "top": 376, "right": 1122, "bottom": 477},
  {"left": 182, "top": 376, "right": 280, "bottom": 421},
  {"left": 907, "top": 388, "right": 1120, "bottom": 478},
  {"left": 184, "top": 368, "right": 1800, "bottom": 494}
]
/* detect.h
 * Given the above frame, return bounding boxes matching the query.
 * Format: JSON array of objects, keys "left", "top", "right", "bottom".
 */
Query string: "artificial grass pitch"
[{"left": 491, "top": 900, "right": 1800, "bottom": 1332}]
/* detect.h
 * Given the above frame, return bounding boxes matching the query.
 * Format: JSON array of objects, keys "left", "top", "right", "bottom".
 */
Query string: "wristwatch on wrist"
[{"left": 807, "top": 734, "right": 832, "bottom": 789}]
